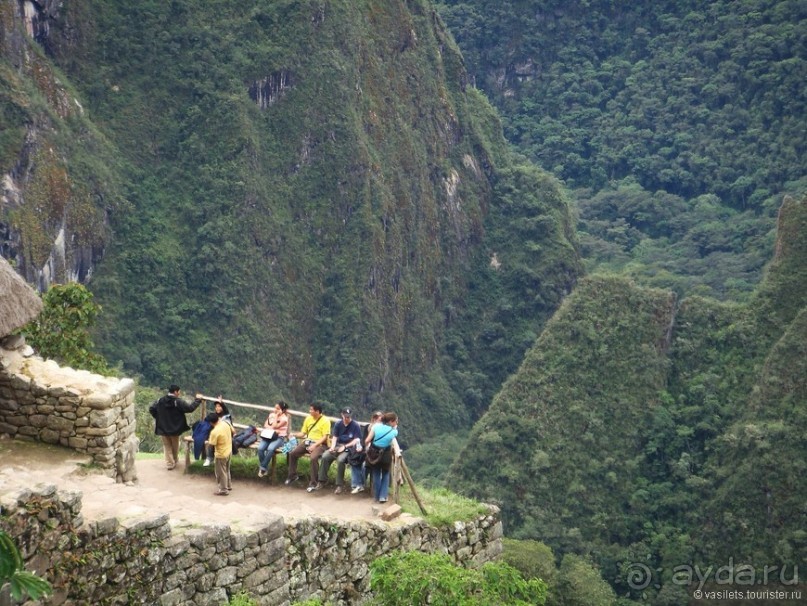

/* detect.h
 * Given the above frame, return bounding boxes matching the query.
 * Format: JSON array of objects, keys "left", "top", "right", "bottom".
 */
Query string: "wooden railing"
[{"left": 195, "top": 394, "right": 426, "bottom": 513}]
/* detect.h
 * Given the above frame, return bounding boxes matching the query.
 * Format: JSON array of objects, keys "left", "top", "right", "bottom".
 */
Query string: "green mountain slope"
[
  {"left": 449, "top": 195, "right": 807, "bottom": 599},
  {"left": 437, "top": 0, "right": 807, "bottom": 300},
  {"left": 0, "top": 0, "right": 580, "bottom": 436}
]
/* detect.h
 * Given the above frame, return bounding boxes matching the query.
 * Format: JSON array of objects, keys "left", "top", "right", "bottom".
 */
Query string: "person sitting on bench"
[
  {"left": 257, "top": 400, "right": 290, "bottom": 478},
  {"left": 285, "top": 401, "right": 331, "bottom": 489},
  {"left": 314, "top": 407, "right": 362, "bottom": 494}
]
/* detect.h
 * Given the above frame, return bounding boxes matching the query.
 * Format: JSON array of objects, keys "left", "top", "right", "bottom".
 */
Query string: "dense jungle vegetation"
[
  {"left": 2, "top": 0, "right": 806, "bottom": 603},
  {"left": 436, "top": 0, "right": 806, "bottom": 300},
  {"left": 1, "top": 0, "right": 580, "bottom": 439}
]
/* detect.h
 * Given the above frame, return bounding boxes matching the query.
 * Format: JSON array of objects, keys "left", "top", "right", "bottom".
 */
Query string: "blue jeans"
[
  {"left": 350, "top": 463, "right": 365, "bottom": 489},
  {"left": 257, "top": 436, "right": 285, "bottom": 471},
  {"left": 371, "top": 466, "right": 391, "bottom": 501}
]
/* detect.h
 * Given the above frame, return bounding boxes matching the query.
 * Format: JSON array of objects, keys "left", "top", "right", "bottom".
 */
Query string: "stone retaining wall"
[
  {"left": 0, "top": 484, "right": 502, "bottom": 605},
  {"left": 0, "top": 337, "right": 504, "bottom": 604},
  {"left": 0, "top": 337, "right": 137, "bottom": 482}
]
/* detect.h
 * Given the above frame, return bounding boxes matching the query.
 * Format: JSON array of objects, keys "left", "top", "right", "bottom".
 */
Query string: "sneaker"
[
  {"left": 379, "top": 498, "right": 387, "bottom": 503},
  {"left": 351, "top": 486, "right": 364, "bottom": 495},
  {"left": 307, "top": 482, "right": 323, "bottom": 493},
  {"left": 284, "top": 475, "right": 300, "bottom": 485},
  {"left": 213, "top": 490, "right": 229, "bottom": 496},
  {"left": 334, "top": 486, "right": 343, "bottom": 495},
  {"left": 203, "top": 458, "right": 212, "bottom": 467},
  {"left": 258, "top": 469, "right": 266, "bottom": 478}
]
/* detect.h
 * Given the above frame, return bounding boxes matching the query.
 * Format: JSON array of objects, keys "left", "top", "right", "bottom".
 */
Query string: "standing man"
[
  {"left": 149, "top": 384, "right": 202, "bottom": 470},
  {"left": 206, "top": 412, "right": 233, "bottom": 495},
  {"left": 285, "top": 401, "right": 331, "bottom": 490},
  {"left": 315, "top": 407, "right": 362, "bottom": 494}
]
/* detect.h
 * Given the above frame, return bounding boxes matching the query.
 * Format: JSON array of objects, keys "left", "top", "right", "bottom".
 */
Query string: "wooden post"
[
  {"left": 400, "top": 457, "right": 428, "bottom": 516},
  {"left": 392, "top": 455, "right": 401, "bottom": 503}
]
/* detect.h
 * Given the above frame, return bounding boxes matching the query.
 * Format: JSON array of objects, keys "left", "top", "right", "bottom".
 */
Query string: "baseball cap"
[{"left": 341, "top": 407, "right": 352, "bottom": 416}]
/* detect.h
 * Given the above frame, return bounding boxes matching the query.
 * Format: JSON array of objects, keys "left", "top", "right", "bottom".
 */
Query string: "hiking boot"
[
  {"left": 350, "top": 486, "right": 364, "bottom": 495},
  {"left": 284, "top": 475, "right": 300, "bottom": 485}
]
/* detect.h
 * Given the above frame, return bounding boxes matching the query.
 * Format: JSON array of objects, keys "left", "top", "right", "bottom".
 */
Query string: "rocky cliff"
[{"left": 0, "top": 0, "right": 581, "bottom": 437}]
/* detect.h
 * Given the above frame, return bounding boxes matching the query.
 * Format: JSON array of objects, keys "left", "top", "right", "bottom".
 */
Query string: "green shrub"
[
  {"left": 501, "top": 538, "right": 557, "bottom": 587},
  {"left": 370, "top": 551, "right": 547, "bottom": 605},
  {"left": 19, "top": 283, "right": 113, "bottom": 375},
  {"left": 555, "top": 554, "right": 616, "bottom": 606}
]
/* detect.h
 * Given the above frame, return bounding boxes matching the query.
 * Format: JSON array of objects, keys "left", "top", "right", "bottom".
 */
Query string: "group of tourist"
[{"left": 149, "top": 385, "right": 400, "bottom": 503}]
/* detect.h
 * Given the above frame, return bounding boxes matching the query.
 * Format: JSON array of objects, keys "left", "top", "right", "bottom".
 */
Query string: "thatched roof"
[{"left": 0, "top": 256, "right": 42, "bottom": 337}]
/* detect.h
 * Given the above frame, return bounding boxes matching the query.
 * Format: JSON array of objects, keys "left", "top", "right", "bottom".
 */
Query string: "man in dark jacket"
[{"left": 149, "top": 384, "right": 202, "bottom": 470}]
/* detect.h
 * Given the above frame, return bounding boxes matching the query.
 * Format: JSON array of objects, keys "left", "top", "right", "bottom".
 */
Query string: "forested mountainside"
[
  {"left": 449, "top": 195, "right": 807, "bottom": 603},
  {"left": 437, "top": 0, "right": 807, "bottom": 300},
  {"left": 0, "top": 0, "right": 580, "bottom": 437},
  {"left": 3, "top": 1, "right": 806, "bottom": 601}
]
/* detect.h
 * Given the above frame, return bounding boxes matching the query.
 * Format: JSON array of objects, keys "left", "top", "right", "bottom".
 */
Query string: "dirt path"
[{"left": 0, "top": 439, "right": 392, "bottom": 532}]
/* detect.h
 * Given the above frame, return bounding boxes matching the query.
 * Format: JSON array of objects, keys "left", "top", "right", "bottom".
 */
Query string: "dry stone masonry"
[
  {"left": 0, "top": 336, "right": 504, "bottom": 604},
  {"left": 0, "top": 336, "right": 138, "bottom": 483},
  {"left": 0, "top": 483, "right": 502, "bottom": 605}
]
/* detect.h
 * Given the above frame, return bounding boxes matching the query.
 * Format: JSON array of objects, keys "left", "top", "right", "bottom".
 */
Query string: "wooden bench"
[
  {"left": 183, "top": 422, "right": 287, "bottom": 482},
  {"left": 181, "top": 396, "right": 410, "bottom": 504}
]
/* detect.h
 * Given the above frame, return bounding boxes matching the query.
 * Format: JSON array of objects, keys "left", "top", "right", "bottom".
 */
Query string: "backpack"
[{"left": 232, "top": 425, "right": 257, "bottom": 454}]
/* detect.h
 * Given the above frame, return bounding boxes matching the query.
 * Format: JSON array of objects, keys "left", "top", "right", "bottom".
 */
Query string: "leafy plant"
[
  {"left": 19, "top": 283, "right": 113, "bottom": 375},
  {"left": 370, "top": 550, "right": 547, "bottom": 605},
  {"left": 229, "top": 592, "right": 258, "bottom": 606},
  {"left": 0, "top": 530, "right": 52, "bottom": 602}
]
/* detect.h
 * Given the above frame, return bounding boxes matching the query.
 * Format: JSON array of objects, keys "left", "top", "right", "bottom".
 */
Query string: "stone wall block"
[
  {"left": 27, "top": 413, "right": 47, "bottom": 428},
  {"left": 83, "top": 425, "right": 116, "bottom": 437},
  {"left": 237, "top": 556, "right": 258, "bottom": 578},
  {"left": 0, "top": 394, "right": 20, "bottom": 408},
  {"left": 243, "top": 565, "right": 273, "bottom": 588},
  {"left": 159, "top": 587, "right": 183, "bottom": 606},
  {"left": 82, "top": 392, "right": 113, "bottom": 410},
  {"left": 92, "top": 433, "right": 117, "bottom": 448},
  {"left": 7, "top": 376, "right": 30, "bottom": 392},
  {"left": 31, "top": 383, "right": 48, "bottom": 397},
  {"left": 47, "top": 415, "right": 74, "bottom": 432},
  {"left": 196, "top": 587, "right": 228, "bottom": 606},
  {"left": 216, "top": 566, "right": 238, "bottom": 586},
  {"left": 68, "top": 436, "right": 88, "bottom": 449},
  {"left": 0, "top": 421, "right": 18, "bottom": 434},
  {"left": 89, "top": 408, "right": 118, "bottom": 428}
]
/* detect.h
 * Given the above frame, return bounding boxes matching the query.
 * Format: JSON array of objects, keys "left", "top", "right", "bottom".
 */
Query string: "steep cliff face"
[
  {"left": 450, "top": 195, "right": 806, "bottom": 597},
  {"left": 0, "top": 0, "right": 120, "bottom": 288},
  {"left": 1, "top": 0, "right": 580, "bottom": 436}
]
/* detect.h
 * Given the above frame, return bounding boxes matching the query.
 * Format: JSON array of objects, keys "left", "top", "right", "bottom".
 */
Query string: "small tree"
[
  {"left": 20, "top": 282, "right": 112, "bottom": 375},
  {"left": 0, "top": 530, "right": 52, "bottom": 602}
]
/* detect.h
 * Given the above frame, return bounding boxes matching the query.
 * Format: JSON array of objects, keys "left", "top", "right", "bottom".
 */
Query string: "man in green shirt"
[{"left": 285, "top": 401, "right": 332, "bottom": 489}]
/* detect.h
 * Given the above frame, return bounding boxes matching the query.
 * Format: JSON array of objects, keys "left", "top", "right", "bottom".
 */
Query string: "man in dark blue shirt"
[{"left": 312, "top": 408, "right": 362, "bottom": 494}]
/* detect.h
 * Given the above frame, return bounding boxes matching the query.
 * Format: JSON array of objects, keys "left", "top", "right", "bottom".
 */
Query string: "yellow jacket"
[{"left": 209, "top": 421, "right": 233, "bottom": 458}]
